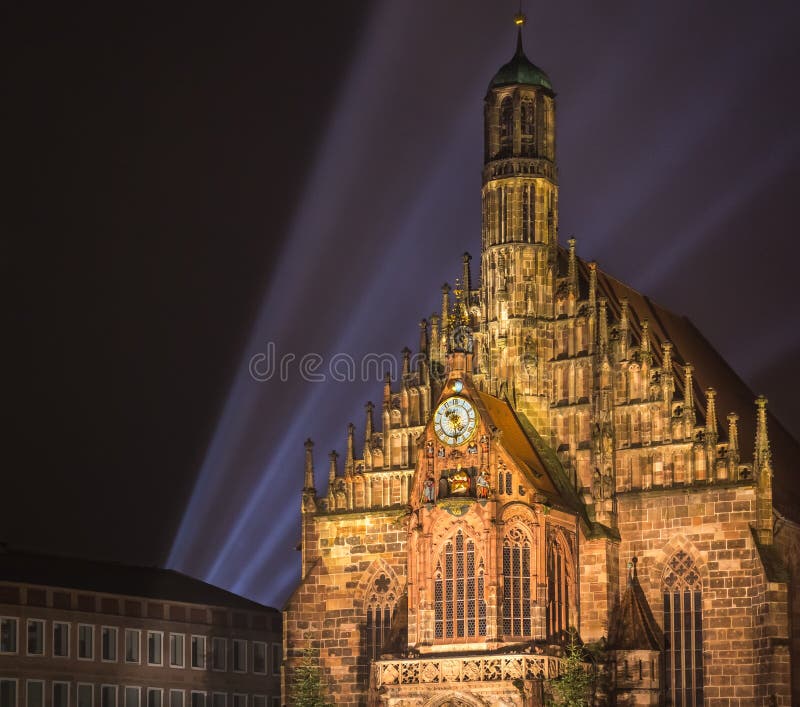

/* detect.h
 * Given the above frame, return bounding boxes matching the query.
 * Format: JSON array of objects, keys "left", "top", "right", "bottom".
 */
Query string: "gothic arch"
[
  {"left": 354, "top": 557, "right": 403, "bottom": 608},
  {"left": 501, "top": 501, "right": 540, "bottom": 525},
  {"left": 648, "top": 534, "right": 709, "bottom": 597},
  {"left": 429, "top": 516, "right": 485, "bottom": 560},
  {"left": 423, "top": 693, "right": 490, "bottom": 707}
]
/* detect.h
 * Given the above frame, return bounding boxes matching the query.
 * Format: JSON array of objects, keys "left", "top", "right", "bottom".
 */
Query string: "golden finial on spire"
[{"left": 514, "top": 12, "right": 526, "bottom": 27}]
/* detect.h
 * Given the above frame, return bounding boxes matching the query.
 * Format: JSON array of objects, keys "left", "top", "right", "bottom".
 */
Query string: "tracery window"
[
  {"left": 434, "top": 530, "right": 486, "bottom": 640},
  {"left": 364, "top": 573, "right": 397, "bottom": 661},
  {"left": 547, "top": 532, "right": 572, "bottom": 639},
  {"left": 502, "top": 524, "right": 536, "bottom": 636},
  {"left": 520, "top": 98, "right": 535, "bottom": 155},
  {"left": 663, "top": 551, "right": 704, "bottom": 707},
  {"left": 499, "top": 97, "right": 513, "bottom": 154}
]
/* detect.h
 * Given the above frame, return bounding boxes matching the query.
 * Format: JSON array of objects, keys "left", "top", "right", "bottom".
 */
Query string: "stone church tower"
[{"left": 284, "top": 18, "right": 800, "bottom": 707}]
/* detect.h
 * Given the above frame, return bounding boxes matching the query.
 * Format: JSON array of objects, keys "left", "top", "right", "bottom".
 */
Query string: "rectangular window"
[
  {"left": 147, "top": 631, "right": 163, "bottom": 666},
  {"left": 270, "top": 700, "right": 280, "bottom": 707},
  {"left": 231, "top": 696, "right": 245, "bottom": 707},
  {"left": 53, "top": 683, "right": 70, "bottom": 707},
  {"left": 190, "top": 694, "right": 205, "bottom": 707},
  {"left": 211, "top": 694, "right": 225, "bottom": 707},
  {"left": 191, "top": 635, "right": 205, "bottom": 669},
  {"left": 54, "top": 622, "right": 70, "bottom": 657},
  {"left": 211, "top": 637, "right": 226, "bottom": 671},
  {"left": 0, "top": 618, "right": 18, "bottom": 654},
  {"left": 124, "top": 688, "right": 140, "bottom": 707},
  {"left": 169, "top": 633, "right": 185, "bottom": 668},
  {"left": 271, "top": 643, "right": 281, "bottom": 675},
  {"left": 252, "top": 642, "right": 266, "bottom": 674},
  {"left": 124, "top": 629, "right": 140, "bottom": 663},
  {"left": 78, "top": 625, "right": 94, "bottom": 660},
  {"left": 26, "top": 682, "right": 44, "bottom": 707},
  {"left": 146, "top": 690, "right": 162, "bottom": 707},
  {"left": 169, "top": 692, "right": 183, "bottom": 707},
  {"left": 0, "top": 680, "right": 16, "bottom": 707},
  {"left": 232, "top": 639, "right": 246, "bottom": 672},
  {"left": 102, "top": 627, "right": 118, "bottom": 662},
  {"left": 27, "top": 619, "right": 44, "bottom": 656},
  {"left": 77, "top": 685, "right": 94, "bottom": 707},
  {"left": 252, "top": 697, "right": 265, "bottom": 707},
  {"left": 100, "top": 686, "right": 117, "bottom": 707}
]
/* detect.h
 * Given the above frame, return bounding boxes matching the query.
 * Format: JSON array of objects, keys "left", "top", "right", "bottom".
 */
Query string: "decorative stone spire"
[
  {"left": 430, "top": 314, "right": 441, "bottom": 365},
  {"left": 727, "top": 412, "right": 740, "bottom": 464},
  {"left": 345, "top": 422, "right": 355, "bottom": 476},
  {"left": 328, "top": 450, "right": 338, "bottom": 486},
  {"left": 754, "top": 396, "right": 773, "bottom": 544},
  {"left": 365, "top": 401, "right": 374, "bottom": 442},
  {"left": 705, "top": 388, "right": 718, "bottom": 446},
  {"left": 640, "top": 318, "right": 650, "bottom": 354},
  {"left": 441, "top": 284, "right": 451, "bottom": 342},
  {"left": 383, "top": 371, "right": 391, "bottom": 405},
  {"left": 303, "top": 438, "right": 315, "bottom": 492},
  {"left": 683, "top": 363, "right": 696, "bottom": 434},
  {"left": 402, "top": 347, "right": 411, "bottom": 377},
  {"left": 462, "top": 253, "right": 472, "bottom": 305},
  {"left": 588, "top": 261, "right": 598, "bottom": 310},
  {"left": 618, "top": 297, "right": 629, "bottom": 360},
  {"left": 567, "top": 237, "right": 578, "bottom": 295},
  {"left": 598, "top": 297, "right": 609, "bottom": 353},
  {"left": 662, "top": 341, "right": 673, "bottom": 373},
  {"left": 419, "top": 319, "right": 428, "bottom": 355}
]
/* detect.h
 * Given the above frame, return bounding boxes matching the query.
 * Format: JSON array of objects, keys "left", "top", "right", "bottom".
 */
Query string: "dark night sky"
[{"left": 5, "top": 2, "right": 800, "bottom": 608}]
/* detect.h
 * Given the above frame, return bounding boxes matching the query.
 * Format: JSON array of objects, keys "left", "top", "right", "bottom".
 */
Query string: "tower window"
[
  {"left": 521, "top": 98, "right": 534, "bottom": 155},
  {"left": 434, "top": 530, "right": 486, "bottom": 640},
  {"left": 663, "top": 551, "right": 704, "bottom": 707},
  {"left": 502, "top": 524, "right": 536, "bottom": 636},
  {"left": 499, "top": 97, "right": 513, "bottom": 155},
  {"left": 364, "top": 573, "right": 400, "bottom": 661},
  {"left": 547, "top": 533, "right": 573, "bottom": 640}
]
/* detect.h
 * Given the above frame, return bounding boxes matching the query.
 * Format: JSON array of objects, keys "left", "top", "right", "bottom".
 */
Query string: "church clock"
[{"left": 433, "top": 396, "right": 478, "bottom": 446}]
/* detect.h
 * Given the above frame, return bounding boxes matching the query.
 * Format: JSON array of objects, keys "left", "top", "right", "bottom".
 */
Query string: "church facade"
[{"left": 283, "top": 23, "right": 800, "bottom": 707}]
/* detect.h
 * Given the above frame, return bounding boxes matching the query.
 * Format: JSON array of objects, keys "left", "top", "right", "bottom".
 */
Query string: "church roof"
[
  {"left": 608, "top": 559, "right": 664, "bottom": 651},
  {"left": 488, "top": 30, "right": 552, "bottom": 92},
  {"left": 564, "top": 250, "right": 800, "bottom": 520}
]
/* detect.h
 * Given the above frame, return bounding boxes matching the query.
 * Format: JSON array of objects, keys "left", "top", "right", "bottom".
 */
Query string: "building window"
[
  {"left": 169, "top": 633, "right": 185, "bottom": 668},
  {"left": 124, "top": 629, "right": 140, "bottom": 663},
  {"left": 54, "top": 622, "right": 70, "bottom": 657},
  {"left": 147, "top": 631, "right": 163, "bottom": 666},
  {"left": 0, "top": 618, "right": 18, "bottom": 654},
  {"left": 211, "top": 694, "right": 226, "bottom": 707},
  {"left": 53, "top": 683, "right": 70, "bottom": 707},
  {"left": 102, "top": 627, "right": 117, "bottom": 662},
  {"left": 252, "top": 641, "right": 267, "bottom": 674},
  {"left": 190, "top": 693, "right": 205, "bottom": 707},
  {"left": 520, "top": 98, "right": 535, "bottom": 155},
  {"left": 0, "top": 680, "right": 16, "bottom": 707},
  {"left": 169, "top": 692, "right": 183, "bottom": 707},
  {"left": 26, "top": 682, "right": 44, "bottom": 707},
  {"left": 270, "top": 700, "right": 280, "bottom": 707},
  {"left": 271, "top": 643, "right": 282, "bottom": 675},
  {"left": 146, "top": 690, "right": 162, "bottom": 707},
  {"left": 232, "top": 639, "right": 247, "bottom": 672},
  {"left": 27, "top": 619, "right": 44, "bottom": 656},
  {"left": 252, "top": 698, "right": 265, "bottom": 707},
  {"left": 434, "top": 529, "right": 487, "bottom": 640},
  {"left": 78, "top": 624, "right": 94, "bottom": 660},
  {"left": 124, "top": 688, "right": 139, "bottom": 707},
  {"left": 547, "top": 532, "right": 573, "bottom": 640},
  {"left": 499, "top": 96, "right": 513, "bottom": 155},
  {"left": 211, "top": 637, "right": 226, "bottom": 671},
  {"left": 191, "top": 635, "right": 206, "bottom": 669},
  {"left": 231, "top": 696, "right": 245, "bottom": 707},
  {"left": 100, "top": 686, "right": 116, "bottom": 707},
  {"left": 663, "top": 550, "right": 704, "bottom": 707},
  {"left": 364, "top": 572, "right": 400, "bottom": 661},
  {"left": 503, "top": 524, "right": 536, "bottom": 637},
  {"left": 77, "top": 685, "right": 93, "bottom": 707}
]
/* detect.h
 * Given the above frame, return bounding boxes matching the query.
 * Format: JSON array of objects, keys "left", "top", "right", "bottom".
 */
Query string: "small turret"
[
  {"left": 345, "top": 423, "right": 355, "bottom": 477},
  {"left": 683, "top": 363, "right": 696, "bottom": 436},
  {"left": 754, "top": 396, "right": 773, "bottom": 545},
  {"left": 619, "top": 298, "right": 629, "bottom": 361},
  {"left": 598, "top": 297, "right": 609, "bottom": 353},
  {"left": 441, "top": 284, "right": 451, "bottom": 344},
  {"left": 303, "top": 439, "right": 315, "bottom": 493},
  {"left": 365, "top": 401, "right": 374, "bottom": 443},
  {"left": 727, "top": 412, "right": 740, "bottom": 474},
  {"left": 462, "top": 253, "right": 473, "bottom": 305},
  {"left": 640, "top": 319, "right": 650, "bottom": 354},
  {"left": 705, "top": 388, "right": 718, "bottom": 447},
  {"left": 402, "top": 347, "right": 411, "bottom": 377},
  {"left": 328, "top": 450, "right": 338, "bottom": 488}
]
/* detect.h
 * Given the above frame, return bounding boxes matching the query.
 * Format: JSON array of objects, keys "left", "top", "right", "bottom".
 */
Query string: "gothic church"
[{"left": 284, "top": 20, "right": 800, "bottom": 707}]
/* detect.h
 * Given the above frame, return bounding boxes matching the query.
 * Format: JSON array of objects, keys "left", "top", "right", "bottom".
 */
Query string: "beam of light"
[{"left": 634, "top": 132, "right": 800, "bottom": 290}]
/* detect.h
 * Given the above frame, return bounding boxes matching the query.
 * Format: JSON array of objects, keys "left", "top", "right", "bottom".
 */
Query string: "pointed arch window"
[
  {"left": 364, "top": 573, "right": 398, "bottom": 661},
  {"left": 502, "top": 524, "right": 536, "bottom": 636},
  {"left": 520, "top": 98, "right": 535, "bottom": 155},
  {"left": 499, "top": 97, "right": 513, "bottom": 155},
  {"left": 434, "top": 530, "right": 486, "bottom": 640},
  {"left": 663, "top": 551, "right": 704, "bottom": 707},
  {"left": 547, "top": 532, "right": 573, "bottom": 640}
]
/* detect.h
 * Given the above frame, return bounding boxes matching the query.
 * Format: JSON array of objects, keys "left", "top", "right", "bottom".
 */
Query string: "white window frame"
[
  {"left": 124, "top": 629, "right": 140, "bottom": 664},
  {"left": 53, "top": 621, "right": 70, "bottom": 658},
  {"left": 101, "top": 626, "right": 118, "bottom": 663},
  {"left": 78, "top": 624, "right": 95, "bottom": 660},
  {"left": 147, "top": 631, "right": 163, "bottom": 667},
  {"left": 232, "top": 639, "right": 247, "bottom": 673},
  {"left": 0, "top": 617, "right": 18, "bottom": 654},
  {"left": 77, "top": 684, "right": 94, "bottom": 707},
  {"left": 124, "top": 687, "right": 140, "bottom": 707},
  {"left": 0, "top": 678, "right": 18, "bottom": 707},
  {"left": 169, "top": 632, "right": 185, "bottom": 668},
  {"left": 52, "top": 681, "right": 71, "bottom": 707},
  {"left": 26, "top": 619, "right": 45, "bottom": 656},
  {"left": 252, "top": 641, "right": 267, "bottom": 675},
  {"left": 26, "top": 681, "right": 44, "bottom": 707},
  {"left": 190, "top": 635, "right": 206, "bottom": 670},
  {"left": 231, "top": 695, "right": 246, "bottom": 707},
  {"left": 168, "top": 692, "right": 183, "bottom": 707},
  {"left": 211, "top": 694, "right": 225, "bottom": 707},
  {"left": 211, "top": 637, "right": 226, "bottom": 672},
  {"left": 189, "top": 693, "right": 205, "bottom": 707},
  {"left": 146, "top": 689, "right": 162, "bottom": 707},
  {"left": 100, "top": 685, "right": 117, "bottom": 707}
]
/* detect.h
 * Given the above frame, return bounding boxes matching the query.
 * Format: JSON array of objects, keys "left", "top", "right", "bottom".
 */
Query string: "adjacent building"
[
  {"left": 0, "top": 550, "right": 282, "bottom": 707},
  {"left": 284, "top": 17, "right": 800, "bottom": 707}
]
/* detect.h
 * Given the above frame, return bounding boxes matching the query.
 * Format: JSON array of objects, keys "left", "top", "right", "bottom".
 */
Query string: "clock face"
[{"left": 433, "top": 396, "right": 478, "bottom": 446}]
